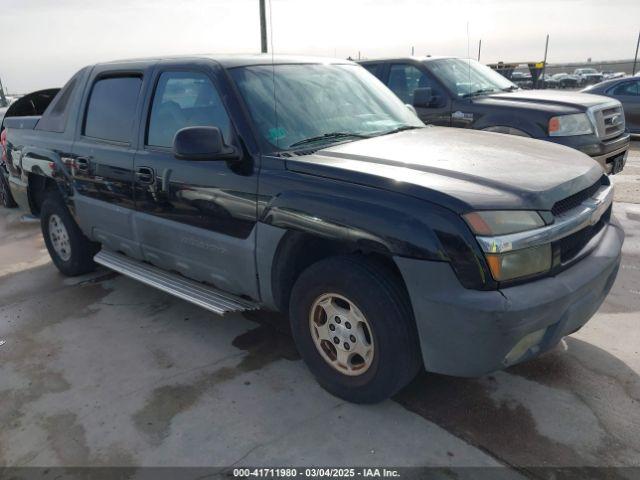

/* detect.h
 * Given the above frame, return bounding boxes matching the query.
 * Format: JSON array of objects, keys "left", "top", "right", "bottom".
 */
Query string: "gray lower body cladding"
[{"left": 395, "top": 220, "right": 624, "bottom": 377}]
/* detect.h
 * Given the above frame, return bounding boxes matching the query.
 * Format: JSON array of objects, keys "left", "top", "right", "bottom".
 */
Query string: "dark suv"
[{"left": 360, "top": 57, "right": 630, "bottom": 174}]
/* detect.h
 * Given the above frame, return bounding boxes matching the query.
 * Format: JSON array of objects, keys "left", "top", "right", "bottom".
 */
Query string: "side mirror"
[
  {"left": 413, "top": 87, "right": 434, "bottom": 108},
  {"left": 405, "top": 104, "right": 418, "bottom": 116},
  {"left": 173, "top": 126, "right": 238, "bottom": 161}
]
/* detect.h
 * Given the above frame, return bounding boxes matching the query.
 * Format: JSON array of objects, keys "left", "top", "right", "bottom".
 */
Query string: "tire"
[
  {"left": 289, "top": 255, "right": 422, "bottom": 403},
  {"left": 0, "top": 172, "right": 17, "bottom": 208},
  {"left": 40, "top": 190, "right": 98, "bottom": 276}
]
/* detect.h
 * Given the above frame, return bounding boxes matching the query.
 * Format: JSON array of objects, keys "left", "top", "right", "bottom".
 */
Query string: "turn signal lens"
[
  {"left": 485, "top": 244, "right": 552, "bottom": 282},
  {"left": 464, "top": 211, "right": 545, "bottom": 236}
]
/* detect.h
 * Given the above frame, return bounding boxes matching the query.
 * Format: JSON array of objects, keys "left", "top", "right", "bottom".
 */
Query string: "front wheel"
[
  {"left": 289, "top": 256, "right": 422, "bottom": 403},
  {"left": 41, "top": 191, "right": 98, "bottom": 276}
]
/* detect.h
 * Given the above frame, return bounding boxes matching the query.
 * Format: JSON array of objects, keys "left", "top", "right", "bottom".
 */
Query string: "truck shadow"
[
  {"left": 241, "top": 306, "right": 640, "bottom": 470},
  {"left": 394, "top": 337, "right": 640, "bottom": 473}
]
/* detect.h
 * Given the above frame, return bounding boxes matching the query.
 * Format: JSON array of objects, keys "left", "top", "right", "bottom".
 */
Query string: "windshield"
[
  {"left": 230, "top": 64, "right": 423, "bottom": 151},
  {"left": 426, "top": 58, "right": 517, "bottom": 97},
  {"left": 578, "top": 68, "right": 598, "bottom": 74}
]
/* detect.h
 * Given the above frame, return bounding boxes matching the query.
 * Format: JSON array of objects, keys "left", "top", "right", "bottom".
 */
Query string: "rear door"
[
  {"left": 71, "top": 63, "right": 153, "bottom": 258},
  {"left": 132, "top": 62, "right": 259, "bottom": 298},
  {"left": 386, "top": 63, "right": 451, "bottom": 126}
]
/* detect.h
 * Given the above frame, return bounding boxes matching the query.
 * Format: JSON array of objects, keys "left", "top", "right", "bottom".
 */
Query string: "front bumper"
[
  {"left": 547, "top": 132, "right": 630, "bottom": 174},
  {"left": 395, "top": 219, "right": 624, "bottom": 377}
]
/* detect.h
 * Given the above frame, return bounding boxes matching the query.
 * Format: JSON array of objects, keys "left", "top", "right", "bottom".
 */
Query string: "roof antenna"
[{"left": 268, "top": 0, "right": 279, "bottom": 148}]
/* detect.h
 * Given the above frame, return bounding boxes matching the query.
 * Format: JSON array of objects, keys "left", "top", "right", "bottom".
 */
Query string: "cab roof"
[
  {"left": 358, "top": 56, "right": 455, "bottom": 64},
  {"left": 99, "top": 53, "right": 355, "bottom": 69}
]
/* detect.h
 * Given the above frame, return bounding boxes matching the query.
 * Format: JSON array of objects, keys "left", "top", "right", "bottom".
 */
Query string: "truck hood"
[
  {"left": 285, "top": 127, "right": 604, "bottom": 213},
  {"left": 477, "top": 89, "right": 613, "bottom": 111}
]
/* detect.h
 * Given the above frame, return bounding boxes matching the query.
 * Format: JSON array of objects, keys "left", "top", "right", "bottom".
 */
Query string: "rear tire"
[
  {"left": 289, "top": 255, "right": 422, "bottom": 403},
  {"left": 41, "top": 191, "right": 98, "bottom": 276},
  {"left": 0, "top": 172, "right": 17, "bottom": 208}
]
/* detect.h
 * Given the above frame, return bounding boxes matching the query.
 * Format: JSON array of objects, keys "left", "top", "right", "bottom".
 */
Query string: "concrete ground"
[{"left": 1, "top": 142, "right": 639, "bottom": 474}]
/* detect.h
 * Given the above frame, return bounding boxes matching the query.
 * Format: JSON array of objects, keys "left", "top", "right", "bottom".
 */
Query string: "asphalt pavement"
[{"left": 0, "top": 141, "right": 639, "bottom": 476}]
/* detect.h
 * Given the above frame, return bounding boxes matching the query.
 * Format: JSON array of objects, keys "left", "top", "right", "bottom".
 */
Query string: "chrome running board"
[{"left": 94, "top": 250, "right": 259, "bottom": 315}]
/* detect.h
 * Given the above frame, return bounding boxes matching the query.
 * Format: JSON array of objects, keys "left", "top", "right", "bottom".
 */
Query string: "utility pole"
[
  {"left": 540, "top": 34, "right": 549, "bottom": 89},
  {"left": 477, "top": 39, "right": 482, "bottom": 61},
  {"left": 411, "top": 46, "right": 414, "bottom": 56},
  {"left": 259, "top": 0, "right": 268, "bottom": 54},
  {"left": 633, "top": 30, "right": 640, "bottom": 75},
  {"left": 0, "top": 77, "right": 6, "bottom": 107}
]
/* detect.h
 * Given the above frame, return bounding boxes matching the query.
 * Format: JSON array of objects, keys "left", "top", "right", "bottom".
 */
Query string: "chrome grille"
[
  {"left": 590, "top": 103, "right": 625, "bottom": 140},
  {"left": 551, "top": 177, "right": 605, "bottom": 217},
  {"left": 555, "top": 205, "right": 611, "bottom": 263}
]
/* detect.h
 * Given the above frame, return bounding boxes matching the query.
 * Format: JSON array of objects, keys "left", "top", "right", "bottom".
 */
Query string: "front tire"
[
  {"left": 289, "top": 256, "right": 422, "bottom": 403},
  {"left": 41, "top": 191, "right": 98, "bottom": 276}
]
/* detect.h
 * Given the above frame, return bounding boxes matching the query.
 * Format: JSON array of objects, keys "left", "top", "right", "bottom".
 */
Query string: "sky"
[{"left": 1, "top": 0, "right": 639, "bottom": 93}]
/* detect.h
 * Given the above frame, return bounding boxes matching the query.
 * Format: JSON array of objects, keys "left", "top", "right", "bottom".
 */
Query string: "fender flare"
[{"left": 473, "top": 113, "right": 545, "bottom": 138}]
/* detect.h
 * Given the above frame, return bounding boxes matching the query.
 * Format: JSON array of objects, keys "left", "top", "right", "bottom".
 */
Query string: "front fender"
[
  {"left": 262, "top": 186, "right": 449, "bottom": 261},
  {"left": 473, "top": 112, "right": 544, "bottom": 137},
  {"left": 258, "top": 169, "right": 493, "bottom": 290}
]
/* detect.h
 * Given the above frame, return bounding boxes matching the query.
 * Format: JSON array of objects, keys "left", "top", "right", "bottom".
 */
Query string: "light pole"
[
  {"left": 259, "top": 0, "right": 268, "bottom": 53},
  {"left": 633, "top": 30, "right": 640, "bottom": 75}
]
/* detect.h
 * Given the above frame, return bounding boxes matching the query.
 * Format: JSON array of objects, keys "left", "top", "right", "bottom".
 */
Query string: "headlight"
[
  {"left": 485, "top": 244, "right": 552, "bottom": 281},
  {"left": 463, "top": 210, "right": 545, "bottom": 236},
  {"left": 463, "top": 210, "right": 551, "bottom": 282},
  {"left": 548, "top": 113, "right": 593, "bottom": 137}
]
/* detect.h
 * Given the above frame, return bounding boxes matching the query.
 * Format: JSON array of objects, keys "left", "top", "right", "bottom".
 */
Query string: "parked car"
[
  {"left": 602, "top": 71, "right": 627, "bottom": 80},
  {"left": 510, "top": 71, "right": 533, "bottom": 89},
  {"left": 583, "top": 77, "right": 640, "bottom": 134},
  {"left": 549, "top": 73, "right": 581, "bottom": 89},
  {"left": 574, "top": 68, "right": 604, "bottom": 86},
  {"left": 360, "top": 57, "right": 629, "bottom": 174},
  {"left": 3, "top": 55, "right": 623, "bottom": 403}
]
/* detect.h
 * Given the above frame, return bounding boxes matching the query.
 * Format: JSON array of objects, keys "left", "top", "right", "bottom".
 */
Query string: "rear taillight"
[{"left": 1, "top": 129, "right": 7, "bottom": 163}]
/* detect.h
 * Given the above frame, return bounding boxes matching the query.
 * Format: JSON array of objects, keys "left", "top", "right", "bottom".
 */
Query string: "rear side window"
[
  {"left": 84, "top": 76, "right": 142, "bottom": 143},
  {"left": 36, "top": 75, "right": 78, "bottom": 133}
]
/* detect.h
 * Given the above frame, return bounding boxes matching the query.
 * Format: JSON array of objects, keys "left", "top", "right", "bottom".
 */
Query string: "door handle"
[
  {"left": 75, "top": 157, "right": 90, "bottom": 172},
  {"left": 136, "top": 166, "right": 155, "bottom": 184}
]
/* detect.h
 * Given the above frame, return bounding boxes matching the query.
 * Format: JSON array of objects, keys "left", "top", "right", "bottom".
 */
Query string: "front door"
[
  {"left": 133, "top": 68, "right": 259, "bottom": 298},
  {"left": 386, "top": 63, "right": 451, "bottom": 126},
  {"left": 610, "top": 79, "right": 640, "bottom": 133}
]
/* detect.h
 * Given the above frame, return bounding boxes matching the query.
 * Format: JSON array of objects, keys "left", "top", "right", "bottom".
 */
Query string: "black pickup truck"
[
  {"left": 360, "top": 57, "right": 630, "bottom": 175},
  {"left": 2, "top": 55, "right": 624, "bottom": 403}
]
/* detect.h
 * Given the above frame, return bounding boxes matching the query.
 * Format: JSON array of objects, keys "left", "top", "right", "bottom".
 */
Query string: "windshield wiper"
[
  {"left": 288, "top": 132, "right": 371, "bottom": 149},
  {"left": 501, "top": 85, "right": 520, "bottom": 92},
  {"left": 462, "top": 88, "right": 496, "bottom": 98},
  {"left": 377, "top": 125, "right": 423, "bottom": 136}
]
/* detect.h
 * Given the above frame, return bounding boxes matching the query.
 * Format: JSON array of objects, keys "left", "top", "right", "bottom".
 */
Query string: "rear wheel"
[
  {"left": 0, "top": 172, "right": 17, "bottom": 208},
  {"left": 41, "top": 191, "right": 98, "bottom": 276},
  {"left": 289, "top": 255, "right": 421, "bottom": 403}
]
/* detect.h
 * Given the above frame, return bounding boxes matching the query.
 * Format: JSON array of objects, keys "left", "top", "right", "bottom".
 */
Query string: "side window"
[
  {"left": 147, "top": 71, "right": 231, "bottom": 149},
  {"left": 84, "top": 76, "right": 142, "bottom": 143},
  {"left": 387, "top": 64, "right": 437, "bottom": 105},
  {"left": 610, "top": 81, "right": 639, "bottom": 96},
  {"left": 362, "top": 63, "right": 383, "bottom": 80}
]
